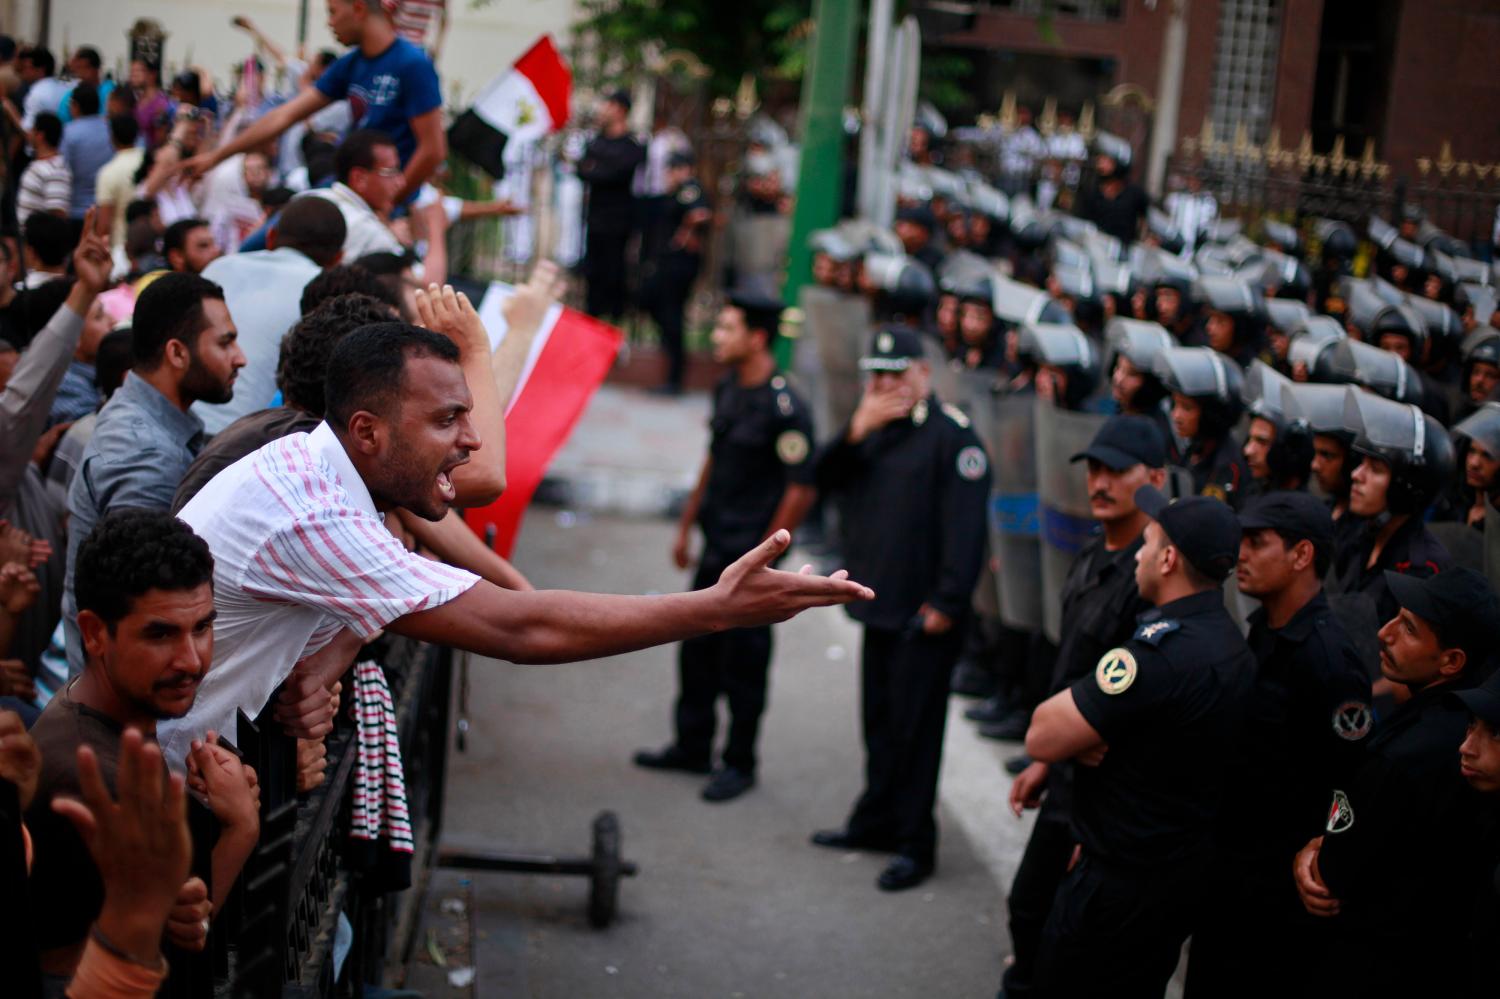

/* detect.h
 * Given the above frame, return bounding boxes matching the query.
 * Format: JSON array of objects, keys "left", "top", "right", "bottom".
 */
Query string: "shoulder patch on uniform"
[
  {"left": 912, "top": 399, "right": 928, "bottom": 426},
  {"left": 1095, "top": 648, "right": 1138, "bottom": 695},
  {"left": 956, "top": 445, "right": 988, "bottom": 481},
  {"left": 1202, "top": 483, "right": 1228, "bottom": 502},
  {"left": 677, "top": 183, "right": 700, "bottom": 204},
  {"left": 1133, "top": 619, "right": 1180, "bottom": 646},
  {"left": 776, "top": 429, "right": 810, "bottom": 465},
  {"left": 1332, "top": 701, "right": 1373, "bottom": 742},
  {"left": 1326, "top": 789, "right": 1355, "bottom": 834},
  {"left": 941, "top": 403, "right": 970, "bottom": 428}
]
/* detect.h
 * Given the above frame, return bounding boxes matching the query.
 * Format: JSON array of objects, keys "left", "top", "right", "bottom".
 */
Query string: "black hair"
[
  {"left": 20, "top": 46, "right": 55, "bottom": 77},
  {"left": 353, "top": 250, "right": 415, "bottom": 277},
  {"left": 1268, "top": 528, "right": 1332, "bottom": 580},
  {"left": 70, "top": 81, "right": 99, "bottom": 116},
  {"left": 0, "top": 37, "right": 15, "bottom": 63},
  {"left": 325, "top": 321, "right": 461, "bottom": 425},
  {"left": 94, "top": 327, "right": 134, "bottom": 400},
  {"left": 261, "top": 186, "right": 295, "bottom": 212},
  {"left": 124, "top": 199, "right": 155, "bottom": 225},
  {"left": 107, "top": 86, "right": 136, "bottom": 112},
  {"left": 20, "top": 277, "right": 75, "bottom": 344},
  {"left": 273, "top": 196, "right": 346, "bottom": 267},
  {"left": 74, "top": 510, "right": 214, "bottom": 631},
  {"left": 315, "top": 49, "right": 339, "bottom": 70},
  {"left": 108, "top": 112, "right": 139, "bottom": 148},
  {"left": 277, "top": 293, "right": 396, "bottom": 413},
  {"left": 300, "top": 263, "right": 400, "bottom": 316},
  {"left": 130, "top": 272, "right": 225, "bottom": 367},
  {"left": 30, "top": 111, "right": 62, "bottom": 148},
  {"left": 335, "top": 129, "right": 397, "bottom": 184},
  {"left": 72, "top": 46, "right": 102, "bottom": 71},
  {"left": 162, "top": 217, "right": 210, "bottom": 263},
  {"left": 23, "top": 212, "right": 73, "bottom": 267},
  {"left": 300, "top": 134, "right": 338, "bottom": 187},
  {"left": 726, "top": 297, "right": 781, "bottom": 348}
]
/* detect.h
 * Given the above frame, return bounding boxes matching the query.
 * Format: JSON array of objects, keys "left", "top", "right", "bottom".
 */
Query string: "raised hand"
[
  {"left": 848, "top": 383, "right": 915, "bottom": 444},
  {"left": 502, "top": 259, "right": 566, "bottom": 340},
  {"left": 70, "top": 209, "right": 114, "bottom": 296},
  {"left": 712, "top": 530, "right": 873, "bottom": 629},
  {"left": 53, "top": 730, "right": 192, "bottom": 966},
  {"left": 414, "top": 283, "right": 488, "bottom": 356},
  {"left": 0, "top": 562, "right": 40, "bottom": 615}
]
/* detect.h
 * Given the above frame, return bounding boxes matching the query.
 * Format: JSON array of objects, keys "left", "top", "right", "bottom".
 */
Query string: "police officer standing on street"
[
  {"left": 1024, "top": 487, "right": 1255, "bottom": 997},
  {"left": 1000, "top": 415, "right": 1166, "bottom": 999},
  {"left": 1186, "top": 492, "right": 1371, "bottom": 997},
  {"left": 578, "top": 89, "right": 646, "bottom": 321},
  {"left": 809, "top": 326, "right": 990, "bottom": 892},
  {"left": 1293, "top": 568, "right": 1499, "bottom": 998},
  {"left": 634, "top": 290, "right": 817, "bottom": 802},
  {"left": 640, "top": 151, "right": 711, "bottom": 395}
]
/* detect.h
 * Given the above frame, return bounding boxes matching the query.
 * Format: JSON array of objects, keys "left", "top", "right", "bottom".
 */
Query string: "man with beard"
[
  {"left": 27, "top": 511, "right": 259, "bottom": 984},
  {"left": 999, "top": 415, "right": 1163, "bottom": 998},
  {"left": 158, "top": 323, "right": 870, "bottom": 768},
  {"left": 61, "top": 273, "right": 246, "bottom": 674}
]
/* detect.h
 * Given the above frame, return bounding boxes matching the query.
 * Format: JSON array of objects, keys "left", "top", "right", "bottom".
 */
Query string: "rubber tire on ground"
[{"left": 588, "top": 811, "right": 623, "bottom": 928}]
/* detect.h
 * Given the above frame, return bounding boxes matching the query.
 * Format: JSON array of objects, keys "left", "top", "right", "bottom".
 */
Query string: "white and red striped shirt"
[{"left": 159, "top": 421, "right": 479, "bottom": 768}]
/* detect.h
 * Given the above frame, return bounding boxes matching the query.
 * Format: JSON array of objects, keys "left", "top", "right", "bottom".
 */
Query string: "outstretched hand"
[
  {"left": 414, "top": 283, "right": 488, "bottom": 356},
  {"left": 712, "top": 530, "right": 873, "bottom": 629},
  {"left": 502, "top": 259, "right": 566, "bottom": 340}
]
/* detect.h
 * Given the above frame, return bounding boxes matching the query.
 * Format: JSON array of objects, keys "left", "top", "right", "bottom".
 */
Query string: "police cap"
[
  {"left": 1451, "top": 667, "right": 1500, "bottom": 729},
  {"left": 1237, "top": 490, "right": 1334, "bottom": 557},
  {"left": 667, "top": 150, "right": 696, "bottom": 168},
  {"left": 895, "top": 204, "right": 937, "bottom": 231},
  {"left": 1071, "top": 415, "right": 1167, "bottom": 471},
  {"left": 1384, "top": 567, "right": 1500, "bottom": 664},
  {"left": 860, "top": 326, "right": 926, "bottom": 372},
  {"left": 1134, "top": 485, "right": 1241, "bottom": 582}
]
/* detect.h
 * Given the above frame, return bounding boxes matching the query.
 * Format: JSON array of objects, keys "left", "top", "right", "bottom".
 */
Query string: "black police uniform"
[
  {"left": 1306, "top": 678, "right": 1486, "bottom": 998},
  {"left": 1326, "top": 515, "right": 1454, "bottom": 630},
  {"left": 641, "top": 176, "right": 708, "bottom": 391},
  {"left": 674, "top": 373, "right": 815, "bottom": 774},
  {"left": 1034, "top": 590, "right": 1256, "bottom": 998},
  {"left": 816, "top": 395, "right": 990, "bottom": 867},
  {"left": 578, "top": 131, "right": 646, "bottom": 319},
  {"left": 1001, "top": 530, "right": 1149, "bottom": 999},
  {"left": 1185, "top": 591, "right": 1372, "bottom": 997},
  {"left": 1168, "top": 433, "right": 1249, "bottom": 504}
]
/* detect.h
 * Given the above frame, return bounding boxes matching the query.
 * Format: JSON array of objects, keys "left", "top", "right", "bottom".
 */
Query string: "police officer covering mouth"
[
  {"left": 1185, "top": 491, "right": 1370, "bottom": 998},
  {"left": 999, "top": 415, "right": 1165, "bottom": 999},
  {"left": 809, "top": 326, "right": 990, "bottom": 893},
  {"left": 1292, "top": 568, "right": 1500, "bottom": 998},
  {"left": 1024, "top": 487, "right": 1255, "bottom": 998}
]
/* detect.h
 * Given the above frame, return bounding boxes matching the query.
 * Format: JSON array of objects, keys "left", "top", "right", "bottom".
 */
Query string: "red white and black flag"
[
  {"left": 463, "top": 283, "right": 622, "bottom": 557},
  {"left": 447, "top": 35, "right": 571, "bottom": 179}
]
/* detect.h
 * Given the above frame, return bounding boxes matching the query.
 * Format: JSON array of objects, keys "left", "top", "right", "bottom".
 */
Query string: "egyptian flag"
[
  {"left": 463, "top": 283, "right": 622, "bottom": 557},
  {"left": 448, "top": 35, "right": 571, "bottom": 179}
]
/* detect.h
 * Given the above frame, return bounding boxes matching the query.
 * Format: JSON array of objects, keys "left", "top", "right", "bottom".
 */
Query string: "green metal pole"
[{"left": 777, "top": 0, "right": 859, "bottom": 368}]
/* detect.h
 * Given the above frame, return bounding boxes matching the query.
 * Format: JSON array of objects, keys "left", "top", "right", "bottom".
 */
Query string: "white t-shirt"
[{"left": 160, "top": 422, "right": 479, "bottom": 767}]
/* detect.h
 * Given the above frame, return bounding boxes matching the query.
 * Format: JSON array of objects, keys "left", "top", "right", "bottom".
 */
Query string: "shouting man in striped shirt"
[{"left": 158, "top": 322, "right": 873, "bottom": 767}]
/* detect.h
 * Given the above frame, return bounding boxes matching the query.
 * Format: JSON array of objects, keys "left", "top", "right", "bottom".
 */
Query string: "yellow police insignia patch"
[
  {"left": 1202, "top": 483, "right": 1228, "bottom": 502},
  {"left": 776, "top": 430, "right": 810, "bottom": 465},
  {"left": 1095, "top": 648, "right": 1137, "bottom": 695}
]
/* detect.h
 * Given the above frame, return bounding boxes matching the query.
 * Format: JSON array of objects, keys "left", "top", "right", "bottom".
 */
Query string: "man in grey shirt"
[
  {"left": 0, "top": 218, "right": 112, "bottom": 677},
  {"left": 62, "top": 272, "right": 245, "bottom": 672}
]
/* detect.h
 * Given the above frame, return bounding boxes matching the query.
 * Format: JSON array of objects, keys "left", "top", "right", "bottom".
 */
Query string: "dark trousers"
[
  {"left": 999, "top": 809, "right": 1075, "bottom": 998},
  {"left": 845, "top": 623, "right": 963, "bottom": 867},
  {"left": 645, "top": 253, "right": 699, "bottom": 389},
  {"left": 673, "top": 558, "right": 773, "bottom": 773},
  {"left": 1185, "top": 858, "right": 1307, "bottom": 998},
  {"left": 585, "top": 227, "right": 631, "bottom": 319},
  {"left": 1035, "top": 852, "right": 1205, "bottom": 999}
]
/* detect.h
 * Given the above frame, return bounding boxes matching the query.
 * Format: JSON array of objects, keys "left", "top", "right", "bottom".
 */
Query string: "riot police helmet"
[{"left": 1342, "top": 386, "right": 1455, "bottom": 515}]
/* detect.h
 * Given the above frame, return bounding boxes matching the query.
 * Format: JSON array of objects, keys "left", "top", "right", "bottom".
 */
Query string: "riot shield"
[
  {"left": 1327, "top": 590, "right": 1384, "bottom": 683},
  {"left": 1035, "top": 405, "right": 1108, "bottom": 643},
  {"left": 926, "top": 335, "right": 961, "bottom": 408},
  {"left": 952, "top": 371, "right": 1002, "bottom": 610},
  {"left": 728, "top": 211, "right": 791, "bottom": 286},
  {"left": 799, "top": 286, "right": 870, "bottom": 436},
  {"left": 1487, "top": 495, "right": 1500, "bottom": 594},
  {"left": 991, "top": 394, "right": 1043, "bottom": 631}
]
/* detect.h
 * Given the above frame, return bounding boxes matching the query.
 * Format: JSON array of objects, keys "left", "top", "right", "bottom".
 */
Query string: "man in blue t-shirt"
[{"left": 181, "top": 0, "right": 444, "bottom": 205}]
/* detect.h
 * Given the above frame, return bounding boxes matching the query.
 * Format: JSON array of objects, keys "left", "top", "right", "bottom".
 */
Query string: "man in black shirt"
[
  {"left": 1079, "top": 152, "right": 1149, "bottom": 245},
  {"left": 1452, "top": 669, "right": 1500, "bottom": 998},
  {"left": 578, "top": 90, "right": 645, "bottom": 321},
  {"left": 1000, "top": 414, "right": 1165, "bottom": 999},
  {"left": 1294, "top": 568, "right": 1499, "bottom": 997},
  {"left": 639, "top": 151, "right": 710, "bottom": 395},
  {"left": 1025, "top": 487, "right": 1254, "bottom": 997},
  {"left": 634, "top": 290, "right": 816, "bottom": 801},
  {"left": 809, "top": 326, "right": 990, "bottom": 892},
  {"left": 1185, "top": 492, "right": 1370, "bottom": 997}
]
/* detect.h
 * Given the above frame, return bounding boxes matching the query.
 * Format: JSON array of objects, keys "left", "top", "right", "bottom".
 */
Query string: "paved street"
[{"left": 415, "top": 385, "right": 1044, "bottom": 998}]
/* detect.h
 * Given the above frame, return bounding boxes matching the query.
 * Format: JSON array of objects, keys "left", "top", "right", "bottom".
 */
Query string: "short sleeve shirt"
[
  {"left": 315, "top": 38, "right": 441, "bottom": 166},
  {"left": 698, "top": 372, "right": 815, "bottom": 557},
  {"left": 158, "top": 422, "right": 479, "bottom": 769}
]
